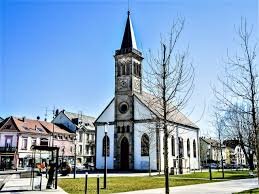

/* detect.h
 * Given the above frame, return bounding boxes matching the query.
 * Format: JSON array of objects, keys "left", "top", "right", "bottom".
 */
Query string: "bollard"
[
  {"left": 97, "top": 175, "right": 100, "bottom": 194},
  {"left": 40, "top": 173, "right": 42, "bottom": 191},
  {"left": 84, "top": 172, "right": 88, "bottom": 194}
]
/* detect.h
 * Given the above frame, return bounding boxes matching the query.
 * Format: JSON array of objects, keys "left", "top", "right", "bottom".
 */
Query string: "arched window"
[
  {"left": 179, "top": 137, "right": 184, "bottom": 158},
  {"left": 121, "top": 126, "right": 125, "bottom": 133},
  {"left": 187, "top": 139, "right": 190, "bottom": 157},
  {"left": 193, "top": 140, "right": 197, "bottom": 158},
  {"left": 122, "top": 64, "right": 126, "bottom": 75},
  {"left": 117, "top": 126, "right": 120, "bottom": 133},
  {"left": 134, "top": 63, "right": 137, "bottom": 75},
  {"left": 118, "top": 65, "right": 121, "bottom": 76},
  {"left": 126, "top": 64, "right": 130, "bottom": 75},
  {"left": 171, "top": 136, "right": 175, "bottom": 156},
  {"left": 126, "top": 125, "right": 130, "bottom": 133},
  {"left": 141, "top": 133, "right": 149, "bottom": 156},
  {"left": 102, "top": 135, "right": 110, "bottom": 156}
]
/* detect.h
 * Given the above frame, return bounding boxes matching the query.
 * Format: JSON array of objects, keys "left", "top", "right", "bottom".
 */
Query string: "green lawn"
[
  {"left": 235, "top": 188, "right": 259, "bottom": 193},
  {"left": 58, "top": 170, "right": 254, "bottom": 194}
]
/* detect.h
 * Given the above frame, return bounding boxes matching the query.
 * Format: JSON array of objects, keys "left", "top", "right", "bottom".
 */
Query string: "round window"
[{"left": 119, "top": 102, "right": 129, "bottom": 114}]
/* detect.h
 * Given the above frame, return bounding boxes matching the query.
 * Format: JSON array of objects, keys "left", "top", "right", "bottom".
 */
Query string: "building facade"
[
  {"left": 200, "top": 137, "right": 227, "bottom": 167},
  {"left": 95, "top": 12, "right": 200, "bottom": 173},
  {"left": 0, "top": 116, "right": 74, "bottom": 170},
  {"left": 53, "top": 110, "right": 96, "bottom": 166}
]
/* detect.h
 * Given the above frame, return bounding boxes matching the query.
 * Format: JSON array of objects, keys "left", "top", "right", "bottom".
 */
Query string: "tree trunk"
[
  {"left": 162, "top": 44, "right": 170, "bottom": 194},
  {"left": 149, "top": 154, "right": 151, "bottom": 176},
  {"left": 220, "top": 143, "right": 224, "bottom": 178}
]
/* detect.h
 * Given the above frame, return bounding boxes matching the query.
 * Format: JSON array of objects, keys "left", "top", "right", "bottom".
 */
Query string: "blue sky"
[{"left": 0, "top": 0, "right": 258, "bottom": 136}]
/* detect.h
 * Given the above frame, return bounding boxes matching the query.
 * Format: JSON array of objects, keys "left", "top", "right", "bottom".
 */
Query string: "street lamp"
[
  {"left": 208, "top": 144, "right": 212, "bottom": 180},
  {"left": 61, "top": 147, "right": 65, "bottom": 163},
  {"left": 74, "top": 135, "right": 77, "bottom": 179},
  {"left": 104, "top": 123, "right": 108, "bottom": 189}
]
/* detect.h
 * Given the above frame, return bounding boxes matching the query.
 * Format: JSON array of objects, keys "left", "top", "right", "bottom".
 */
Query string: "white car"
[{"left": 71, "top": 164, "right": 85, "bottom": 171}]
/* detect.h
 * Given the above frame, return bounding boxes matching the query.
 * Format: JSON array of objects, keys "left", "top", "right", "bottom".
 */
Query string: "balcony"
[{"left": 0, "top": 147, "right": 17, "bottom": 153}]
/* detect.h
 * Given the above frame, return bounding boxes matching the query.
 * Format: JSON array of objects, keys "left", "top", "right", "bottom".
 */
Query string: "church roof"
[
  {"left": 135, "top": 92, "right": 199, "bottom": 129},
  {"left": 120, "top": 11, "right": 137, "bottom": 50}
]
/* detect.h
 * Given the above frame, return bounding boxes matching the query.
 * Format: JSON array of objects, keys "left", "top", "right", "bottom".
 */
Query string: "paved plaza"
[{"left": 0, "top": 174, "right": 67, "bottom": 194}]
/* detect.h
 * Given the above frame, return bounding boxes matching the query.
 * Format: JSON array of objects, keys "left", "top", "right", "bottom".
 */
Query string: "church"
[{"left": 95, "top": 12, "right": 200, "bottom": 173}]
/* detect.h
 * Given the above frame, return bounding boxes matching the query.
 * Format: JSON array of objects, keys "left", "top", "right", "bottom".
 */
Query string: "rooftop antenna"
[{"left": 44, "top": 107, "right": 48, "bottom": 121}]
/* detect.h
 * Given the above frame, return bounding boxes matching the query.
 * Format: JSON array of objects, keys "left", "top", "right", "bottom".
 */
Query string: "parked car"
[
  {"left": 71, "top": 164, "right": 85, "bottom": 171},
  {"left": 83, "top": 162, "right": 95, "bottom": 171},
  {"left": 210, "top": 163, "right": 218, "bottom": 169}
]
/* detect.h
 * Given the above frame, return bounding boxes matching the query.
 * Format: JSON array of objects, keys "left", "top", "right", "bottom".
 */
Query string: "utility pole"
[{"left": 52, "top": 106, "right": 55, "bottom": 147}]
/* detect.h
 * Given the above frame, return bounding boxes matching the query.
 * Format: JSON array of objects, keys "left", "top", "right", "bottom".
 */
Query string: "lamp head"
[{"left": 104, "top": 123, "right": 108, "bottom": 133}]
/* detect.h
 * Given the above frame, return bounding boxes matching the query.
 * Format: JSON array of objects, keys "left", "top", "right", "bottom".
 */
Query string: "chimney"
[
  {"left": 55, "top": 109, "right": 59, "bottom": 117},
  {"left": 22, "top": 116, "right": 26, "bottom": 122}
]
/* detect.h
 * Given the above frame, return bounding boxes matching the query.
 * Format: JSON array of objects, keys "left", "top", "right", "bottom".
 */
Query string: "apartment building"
[{"left": 0, "top": 116, "right": 74, "bottom": 170}]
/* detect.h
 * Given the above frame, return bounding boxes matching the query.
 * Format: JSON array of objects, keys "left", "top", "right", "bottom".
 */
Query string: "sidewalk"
[
  {"left": 1, "top": 174, "right": 67, "bottom": 194},
  {"left": 116, "top": 178, "right": 259, "bottom": 194}
]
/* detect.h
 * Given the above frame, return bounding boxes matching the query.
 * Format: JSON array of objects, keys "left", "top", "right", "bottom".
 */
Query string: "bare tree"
[
  {"left": 213, "top": 112, "right": 225, "bottom": 178},
  {"left": 143, "top": 18, "right": 195, "bottom": 194},
  {"left": 214, "top": 18, "right": 258, "bottom": 179},
  {"left": 218, "top": 104, "right": 255, "bottom": 170}
]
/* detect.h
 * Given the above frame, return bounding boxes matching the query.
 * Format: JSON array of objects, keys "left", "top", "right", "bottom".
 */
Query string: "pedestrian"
[{"left": 46, "top": 160, "right": 55, "bottom": 189}]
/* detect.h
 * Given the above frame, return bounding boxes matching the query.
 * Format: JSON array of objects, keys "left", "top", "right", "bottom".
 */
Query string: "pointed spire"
[{"left": 120, "top": 11, "right": 137, "bottom": 50}]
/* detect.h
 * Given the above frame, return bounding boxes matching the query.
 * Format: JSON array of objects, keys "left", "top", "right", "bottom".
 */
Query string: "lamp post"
[
  {"left": 250, "top": 150, "right": 253, "bottom": 170},
  {"left": 104, "top": 123, "right": 108, "bottom": 189},
  {"left": 74, "top": 135, "right": 77, "bottom": 179},
  {"left": 208, "top": 144, "right": 212, "bottom": 180}
]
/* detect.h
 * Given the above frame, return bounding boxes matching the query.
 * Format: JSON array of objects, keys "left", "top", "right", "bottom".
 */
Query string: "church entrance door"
[{"left": 120, "top": 137, "right": 129, "bottom": 170}]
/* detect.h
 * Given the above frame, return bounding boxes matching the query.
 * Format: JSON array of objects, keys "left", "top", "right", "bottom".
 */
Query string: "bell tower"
[{"left": 114, "top": 11, "right": 143, "bottom": 170}]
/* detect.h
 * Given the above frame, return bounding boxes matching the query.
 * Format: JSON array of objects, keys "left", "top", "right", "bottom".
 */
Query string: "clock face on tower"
[
  {"left": 118, "top": 77, "right": 129, "bottom": 90},
  {"left": 120, "top": 79, "right": 128, "bottom": 88}
]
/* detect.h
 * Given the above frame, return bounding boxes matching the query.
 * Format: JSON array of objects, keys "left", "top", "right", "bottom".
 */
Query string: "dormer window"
[{"left": 36, "top": 128, "right": 44, "bottom": 132}]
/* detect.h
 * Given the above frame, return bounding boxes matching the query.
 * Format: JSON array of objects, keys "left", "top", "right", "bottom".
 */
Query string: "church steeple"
[
  {"left": 113, "top": 11, "right": 144, "bottom": 170},
  {"left": 121, "top": 11, "right": 137, "bottom": 50},
  {"left": 114, "top": 11, "right": 143, "bottom": 96}
]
